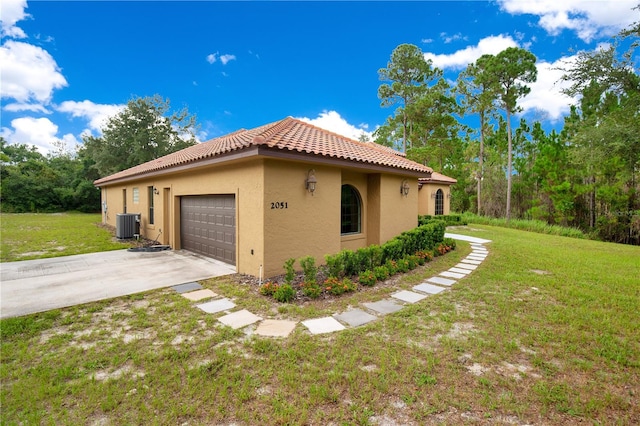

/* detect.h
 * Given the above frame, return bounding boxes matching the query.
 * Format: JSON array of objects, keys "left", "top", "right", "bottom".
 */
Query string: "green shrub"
[
  {"left": 302, "top": 282, "right": 322, "bottom": 299},
  {"left": 341, "top": 249, "right": 359, "bottom": 277},
  {"left": 406, "top": 255, "right": 419, "bottom": 270},
  {"left": 342, "top": 277, "right": 357, "bottom": 292},
  {"left": 299, "top": 255, "right": 317, "bottom": 285},
  {"left": 373, "top": 265, "right": 390, "bottom": 281},
  {"left": 323, "top": 277, "right": 357, "bottom": 296},
  {"left": 259, "top": 281, "right": 278, "bottom": 296},
  {"left": 385, "top": 259, "right": 399, "bottom": 275},
  {"left": 396, "top": 258, "right": 410, "bottom": 273},
  {"left": 274, "top": 283, "right": 295, "bottom": 303},
  {"left": 283, "top": 258, "right": 296, "bottom": 285},
  {"left": 358, "top": 270, "right": 377, "bottom": 286},
  {"left": 324, "top": 253, "right": 344, "bottom": 278},
  {"left": 415, "top": 250, "right": 433, "bottom": 264},
  {"left": 323, "top": 277, "right": 340, "bottom": 294},
  {"left": 419, "top": 214, "right": 467, "bottom": 227}
]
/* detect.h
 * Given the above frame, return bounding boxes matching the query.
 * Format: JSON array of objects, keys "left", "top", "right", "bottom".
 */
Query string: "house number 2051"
[{"left": 271, "top": 202, "right": 288, "bottom": 209}]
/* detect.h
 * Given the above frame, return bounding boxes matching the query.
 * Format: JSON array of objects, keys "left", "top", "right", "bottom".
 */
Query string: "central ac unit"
[{"left": 116, "top": 213, "right": 140, "bottom": 239}]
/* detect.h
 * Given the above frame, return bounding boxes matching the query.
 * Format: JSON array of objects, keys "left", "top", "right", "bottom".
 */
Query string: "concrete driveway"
[{"left": 0, "top": 249, "right": 235, "bottom": 319}]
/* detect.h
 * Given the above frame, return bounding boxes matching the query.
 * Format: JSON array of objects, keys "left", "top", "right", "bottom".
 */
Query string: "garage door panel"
[{"left": 181, "top": 195, "right": 236, "bottom": 265}]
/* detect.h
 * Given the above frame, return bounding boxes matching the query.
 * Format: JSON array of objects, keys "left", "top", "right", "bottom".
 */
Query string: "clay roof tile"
[{"left": 94, "top": 117, "right": 432, "bottom": 185}]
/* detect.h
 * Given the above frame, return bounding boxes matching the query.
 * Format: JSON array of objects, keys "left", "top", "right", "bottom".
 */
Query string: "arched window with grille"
[
  {"left": 341, "top": 184, "right": 362, "bottom": 234},
  {"left": 435, "top": 189, "right": 444, "bottom": 215}
]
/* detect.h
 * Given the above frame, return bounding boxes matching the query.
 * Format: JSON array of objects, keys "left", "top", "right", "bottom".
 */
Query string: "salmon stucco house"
[{"left": 94, "top": 117, "right": 455, "bottom": 278}]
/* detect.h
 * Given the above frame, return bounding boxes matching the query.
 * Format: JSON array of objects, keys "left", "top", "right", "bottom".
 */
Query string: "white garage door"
[{"left": 180, "top": 195, "right": 236, "bottom": 265}]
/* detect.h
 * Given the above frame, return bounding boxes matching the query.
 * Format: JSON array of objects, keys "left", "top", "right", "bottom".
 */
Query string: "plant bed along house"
[{"left": 255, "top": 221, "right": 456, "bottom": 303}]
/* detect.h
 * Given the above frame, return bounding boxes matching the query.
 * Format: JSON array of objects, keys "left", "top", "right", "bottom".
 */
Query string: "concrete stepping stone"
[
  {"left": 455, "top": 263, "right": 478, "bottom": 271},
  {"left": 182, "top": 289, "right": 217, "bottom": 301},
  {"left": 302, "top": 317, "right": 346, "bottom": 334},
  {"left": 471, "top": 251, "right": 488, "bottom": 256},
  {"left": 440, "top": 271, "right": 466, "bottom": 279},
  {"left": 466, "top": 257, "right": 486, "bottom": 262},
  {"left": 334, "top": 309, "right": 377, "bottom": 327},
  {"left": 171, "top": 282, "right": 203, "bottom": 293},
  {"left": 467, "top": 253, "right": 487, "bottom": 260},
  {"left": 218, "top": 309, "right": 262, "bottom": 329},
  {"left": 413, "top": 283, "right": 447, "bottom": 294},
  {"left": 363, "top": 299, "right": 404, "bottom": 315},
  {"left": 255, "top": 319, "right": 297, "bottom": 337},
  {"left": 445, "top": 233, "right": 491, "bottom": 244},
  {"left": 461, "top": 259, "right": 482, "bottom": 265},
  {"left": 196, "top": 298, "right": 236, "bottom": 314},
  {"left": 426, "top": 276, "right": 456, "bottom": 286},
  {"left": 391, "top": 290, "right": 427, "bottom": 304},
  {"left": 449, "top": 267, "right": 471, "bottom": 275}
]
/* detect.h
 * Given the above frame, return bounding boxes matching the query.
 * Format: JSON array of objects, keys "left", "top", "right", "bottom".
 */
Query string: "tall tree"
[
  {"left": 81, "top": 95, "right": 198, "bottom": 177},
  {"left": 405, "top": 78, "right": 461, "bottom": 171},
  {"left": 457, "top": 54, "right": 499, "bottom": 215},
  {"left": 485, "top": 47, "right": 537, "bottom": 221},
  {"left": 559, "top": 15, "right": 639, "bottom": 243},
  {"left": 377, "top": 44, "right": 441, "bottom": 152}
]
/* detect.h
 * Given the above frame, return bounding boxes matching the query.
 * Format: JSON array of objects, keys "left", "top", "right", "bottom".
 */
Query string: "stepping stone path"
[{"left": 170, "top": 233, "right": 491, "bottom": 338}]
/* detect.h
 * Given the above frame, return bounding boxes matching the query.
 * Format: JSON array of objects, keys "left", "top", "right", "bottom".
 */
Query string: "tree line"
[
  {"left": 374, "top": 18, "right": 639, "bottom": 245},
  {"left": 1, "top": 19, "right": 637, "bottom": 244},
  {"left": 1, "top": 95, "right": 198, "bottom": 213}
]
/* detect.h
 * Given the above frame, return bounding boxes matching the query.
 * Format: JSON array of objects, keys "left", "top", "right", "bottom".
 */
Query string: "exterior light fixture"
[
  {"left": 400, "top": 180, "right": 410, "bottom": 197},
  {"left": 447, "top": 191, "right": 452, "bottom": 199},
  {"left": 306, "top": 169, "right": 317, "bottom": 195},
  {"left": 431, "top": 191, "right": 436, "bottom": 199},
  {"left": 153, "top": 187, "right": 160, "bottom": 195}
]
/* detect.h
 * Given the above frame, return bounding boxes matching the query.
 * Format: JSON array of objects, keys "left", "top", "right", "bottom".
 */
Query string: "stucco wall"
[
  {"left": 378, "top": 174, "right": 419, "bottom": 242},
  {"left": 418, "top": 183, "right": 452, "bottom": 216},
  {"left": 100, "top": 159, "right": 265, "bottom": 277},
  {"left": 262, "top": 160, "right": 341, "bottom": 278}
]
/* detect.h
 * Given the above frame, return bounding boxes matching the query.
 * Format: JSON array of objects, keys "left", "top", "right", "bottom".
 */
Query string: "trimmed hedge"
[
  {"left": 418, "top": 214, "right": 467, "bottom": 227},
  {"left": 325, "top": 221, "right": 446, "bottom": 278}
]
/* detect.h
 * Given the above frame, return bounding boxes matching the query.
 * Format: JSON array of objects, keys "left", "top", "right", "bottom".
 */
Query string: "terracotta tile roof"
[
  {"left": 94, "top": 117, "right": 432, "bottom": 185},
  {"left": 419, "top": 171, "right": 457, "bottom": 185}
]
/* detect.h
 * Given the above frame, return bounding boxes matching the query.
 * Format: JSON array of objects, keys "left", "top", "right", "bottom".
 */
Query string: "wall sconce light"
[
  {"left": 305, "top": 169, "right": 317, "bottom": 195},
  {"left": 431, "top": 191, "right": 436, "bottom": 199},
  {"left": 400, "top": 180, "right": 410, "bottom": 197},
  {"left": 447, "top": 191, "right": 452, "bottom": 199},
  {"left": 153, "top": 187, "right": 160, "bottom": 195}
]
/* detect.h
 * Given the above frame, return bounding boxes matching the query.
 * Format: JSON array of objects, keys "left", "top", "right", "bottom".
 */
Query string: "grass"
[
  {"left": 0, "top": 212, "right": 133, "bottom": 262},
  {"left": 1, "top": 224, "right": 639, "bottom": 425},
  {"left": 460, "top": 212, "right": 589, "bottom": 239}
]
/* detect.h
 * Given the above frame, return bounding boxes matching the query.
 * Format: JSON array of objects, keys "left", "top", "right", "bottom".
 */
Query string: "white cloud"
[
  {"left": 498, "top": 0, "right": 638, "bottom": 42},
  {"left": 3, "top": 102, "right": 50, "bottom": 113},
  {"left": 206, "top": 52, "right": 236, "bottom": 65},
  {"left": 0, "top": 0, "right": 29, "bottom": 38},
  {"left": 440, "top": 32, "right": 468, "bottom": 44},
  {"left": 0, "top": 117, "right": 79, "bottom": 154},
  {"left": 297, "top": 110, "right": 373, "bottom": 141},
  {"left": 423, "top": 35, "right": 519, "bottom": 70},
  {"left": 0, "top": 40, "right": 67, "bottom": 107},
  {"left": 520, "top": 56, "right": 579, "bottom": 121},
  {"left": 56, "top": 100, "right": 124, "bottom": 133},
  {"left": 219, "top": 54, "right": 236, "bottom": 65}
]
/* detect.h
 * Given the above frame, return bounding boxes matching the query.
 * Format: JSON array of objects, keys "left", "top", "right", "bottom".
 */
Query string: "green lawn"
[
  {"left": 0, "top": 212, "right": 133, "bottom": 262},
  {"left": 1, "top": 225, "right": 639, "bottom": 425}
]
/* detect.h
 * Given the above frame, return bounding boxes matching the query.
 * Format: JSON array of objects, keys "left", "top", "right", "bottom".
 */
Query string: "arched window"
[
  {"left": 435, "top": 189, "right": 444, "bottom": 215},
  {"left": 341, "top": 184, "right": 362, "bottom": 235}
]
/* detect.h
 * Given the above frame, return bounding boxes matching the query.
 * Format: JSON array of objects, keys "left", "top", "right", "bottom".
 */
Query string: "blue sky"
[{"left": 1, "top": 0, "right": 637, "bottom": 154}]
